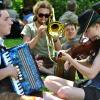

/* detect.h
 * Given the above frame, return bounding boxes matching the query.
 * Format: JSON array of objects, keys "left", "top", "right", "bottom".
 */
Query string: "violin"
[
  {"left": 68, "top": 39, "right": 96, "bottom": 59},
  {"left": 57, "top": 39, "right": 97, "bottom": 60}
]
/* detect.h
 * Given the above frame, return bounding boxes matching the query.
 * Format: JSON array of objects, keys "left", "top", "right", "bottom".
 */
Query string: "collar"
[{"left": 0, "top": 37, "right": 4, "bottom": 46}]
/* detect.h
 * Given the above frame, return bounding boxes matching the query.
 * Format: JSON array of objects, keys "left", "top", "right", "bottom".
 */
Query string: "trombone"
[{"left": 46, "top": 8, "right": 64, "bottom": 62}]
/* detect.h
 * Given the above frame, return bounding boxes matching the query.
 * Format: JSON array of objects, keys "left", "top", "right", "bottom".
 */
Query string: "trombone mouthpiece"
[{"left": 42, "top": 21, "right": 46, "bottom": 25}]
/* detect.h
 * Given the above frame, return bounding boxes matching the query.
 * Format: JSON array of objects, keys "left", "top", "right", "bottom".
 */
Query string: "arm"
[
  {"left": 54, "top": 39, "right": 62, "bottom": 50},
  {"left": 0, "top": 65, "right": 18, "bottom": 80},
  {"left": 77, "top": 56, "right": 91, "bottom": 68},
  {"left": 39, "top": 66, "right": 54, "bottom": 75},
  {"left": 0, "top": 68, "right": 10, "bottom": 80},
  {"left": 23, "top": 34, "right": 40, "bottom": 49},
  {"left": 59, "top": 50, "right": 100, "bottom": 79},
  {"left": 22, "top": 24, "right": 47, "bottom": 49}
]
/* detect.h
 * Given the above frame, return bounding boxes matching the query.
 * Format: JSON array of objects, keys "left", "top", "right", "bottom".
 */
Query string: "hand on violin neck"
[{"left": 57, "top": 50, "right": 71, "bottom": 61}]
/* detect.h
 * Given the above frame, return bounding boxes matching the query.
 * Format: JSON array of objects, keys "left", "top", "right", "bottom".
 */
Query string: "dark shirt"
[{"left": 84, "top": 73, "right": 100, "bottom": 89}]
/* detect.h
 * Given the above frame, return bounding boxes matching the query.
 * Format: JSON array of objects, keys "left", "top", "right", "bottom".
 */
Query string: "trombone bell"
[{"left": 47, "top": 21, "right": 64, "bottom": 38}]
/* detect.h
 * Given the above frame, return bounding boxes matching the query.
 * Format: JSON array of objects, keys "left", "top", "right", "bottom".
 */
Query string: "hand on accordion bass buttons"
[
  {"left": 36, "top": 59, "right": 44, "bottom": 69},
  {"left": 35, "top": 54, "right": 44, "bottom": 69}
]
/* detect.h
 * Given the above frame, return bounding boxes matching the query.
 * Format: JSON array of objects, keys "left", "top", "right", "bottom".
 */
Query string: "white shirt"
[{"left": 0, "top": 37, "right": 4, "bottom": 46}]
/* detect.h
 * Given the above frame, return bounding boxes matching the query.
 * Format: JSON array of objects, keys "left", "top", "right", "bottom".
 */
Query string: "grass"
[{"left": 4, "top": 38, "right": 23, "bottom": 48}]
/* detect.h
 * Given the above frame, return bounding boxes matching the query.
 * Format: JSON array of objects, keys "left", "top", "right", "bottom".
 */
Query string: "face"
[
  {"left": 84, "top": 24, "right": 100, "bottom": 40},
  {"left": 64, "top": 24, "right": 77, "bottom": 40},
  {"left": 0, "top": 10, "right": 13, "bottom": 37},
  {"left": 37, "top": 8, "right": 50, "bottom": 25}
]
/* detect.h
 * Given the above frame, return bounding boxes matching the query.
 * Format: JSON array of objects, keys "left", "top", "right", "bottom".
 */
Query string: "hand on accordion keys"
[
  {"left": 35, "top": 55, "right": 44, "bottom": 69},
  {"left": 36, "top": 60, "right": 44, "bottom": 70},
  {"left": 7, "top": 64, "right": 19, "bottom": 80}
]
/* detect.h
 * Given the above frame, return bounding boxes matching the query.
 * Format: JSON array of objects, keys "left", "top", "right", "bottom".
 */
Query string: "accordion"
[{"left": 1, "top": 43, "right": 44, "bottom": 95}]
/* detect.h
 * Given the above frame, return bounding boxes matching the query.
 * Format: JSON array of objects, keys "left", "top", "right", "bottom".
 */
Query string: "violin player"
[{"left": 44, "top": 9, "right": 100, "bottom": 100}]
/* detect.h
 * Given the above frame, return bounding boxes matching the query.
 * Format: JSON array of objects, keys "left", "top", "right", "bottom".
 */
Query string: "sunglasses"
[{"left": 38, "top": 13, "right": 50, "bottom": 18}]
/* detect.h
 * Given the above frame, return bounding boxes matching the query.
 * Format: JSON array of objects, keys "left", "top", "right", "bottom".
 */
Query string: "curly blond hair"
[{"left": 33, "top": 0, "right": 53, "bottom": 15}]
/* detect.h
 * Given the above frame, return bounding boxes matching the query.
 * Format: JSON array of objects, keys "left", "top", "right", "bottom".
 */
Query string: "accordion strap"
[{"left": 0, "top": 45, "right": 7, "bottom": 52}]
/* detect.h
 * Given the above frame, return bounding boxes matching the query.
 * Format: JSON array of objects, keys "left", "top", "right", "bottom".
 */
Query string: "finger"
[
  {"left": 35, "top": 54, "right": 39, "bottom": 59},
  {"left": 58, "top": 52, "right": 62, "bottom": 58}
]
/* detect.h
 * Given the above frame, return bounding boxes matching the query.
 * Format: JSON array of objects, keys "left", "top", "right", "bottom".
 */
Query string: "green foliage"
[
  {"left": 48, "top": 0, "right": 100, "bottom": 20},
  {"left": 12, "top": 0, "right": 100, "bottom": 20},
  {"left": 77, "top": 0, "right": 100, "bottom": 15},
  {"left": 4, "top": 38, "right": 23, "bottom": 48},
  {"left": 48, "top": 0, "right": 67, "bottom": 20},
  {"left": 12, "top": 0, "right": 23, "bottom": 13}
]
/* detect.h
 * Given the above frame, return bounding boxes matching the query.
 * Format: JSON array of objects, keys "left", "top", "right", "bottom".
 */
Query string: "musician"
[
  {"left": 21, "top": 0, "right": 61, "bottom": 75},
  {"left": 0, "top": 0, "right": 44, "bottom": 100},
  {"left": 0, "top": 0, "right": 18, "bottom": 91},
  {"left": 44, "top": 9, "right": 100, "bottom": 100}
]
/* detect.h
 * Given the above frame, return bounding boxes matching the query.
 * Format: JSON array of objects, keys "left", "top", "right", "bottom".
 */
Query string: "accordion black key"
[{"left": 1, "top": 43, "right": 44, "bottom": 95}]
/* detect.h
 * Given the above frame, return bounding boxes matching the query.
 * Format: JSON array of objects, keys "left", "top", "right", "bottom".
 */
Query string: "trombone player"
[{"left": 21, "top": 0, "right": 61, "bottom": 75}]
